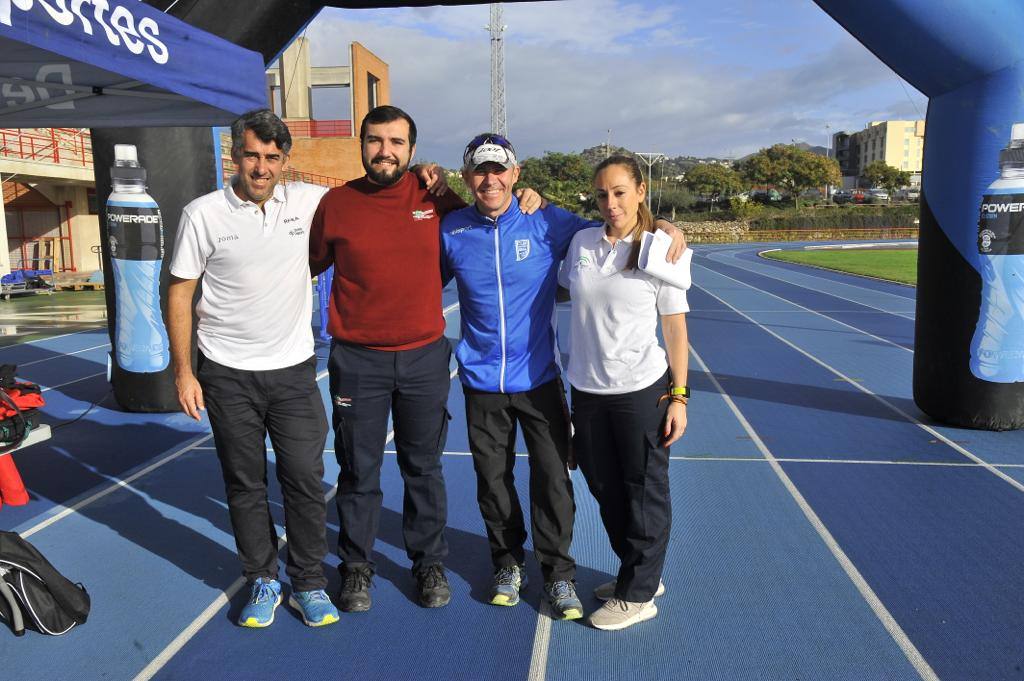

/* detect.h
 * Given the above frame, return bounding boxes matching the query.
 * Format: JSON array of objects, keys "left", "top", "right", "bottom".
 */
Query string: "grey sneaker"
[
  {"left": 544, "top": 580, "right": 584, "bottom": 620},
  {"left": 588, "top": 598, "right": 658, "bottom": 631},
  {"left": 489, "top": 565, "right": 526, "bottom": 606},
  {"left": 337, "top": 564, "right": 373, "bottom": 612},
  {"left": 593, "top": 579, "right": 666, "bottom": 601}
]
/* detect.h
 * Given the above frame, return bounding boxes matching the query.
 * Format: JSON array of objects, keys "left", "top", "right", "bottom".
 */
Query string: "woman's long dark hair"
[{"left": 593, "top": 154, "right": 654, "bottom": 270}]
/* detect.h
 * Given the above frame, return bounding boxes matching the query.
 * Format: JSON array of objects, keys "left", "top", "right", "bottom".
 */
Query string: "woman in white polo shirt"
[{"left": 558, "top": 154, "right": 689, "bottom": 632}]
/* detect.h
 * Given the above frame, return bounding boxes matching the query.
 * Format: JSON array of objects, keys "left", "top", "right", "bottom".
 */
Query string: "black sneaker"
[
  {"left": 415, "top": 564, "right": 451, "bottom": 608},
  {"left": 337, "top": 564, "right": 373, "bottom": 612}
]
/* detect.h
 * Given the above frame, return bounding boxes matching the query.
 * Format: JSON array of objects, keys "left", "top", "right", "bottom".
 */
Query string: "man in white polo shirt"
[{"left": 167, "top": 109, "right": 339, "bottom": 629}]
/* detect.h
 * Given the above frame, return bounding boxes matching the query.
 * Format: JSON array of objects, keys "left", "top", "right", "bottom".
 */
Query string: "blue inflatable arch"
[{"left": 109, "top": 0, "right": 1024, "bottom": 429}]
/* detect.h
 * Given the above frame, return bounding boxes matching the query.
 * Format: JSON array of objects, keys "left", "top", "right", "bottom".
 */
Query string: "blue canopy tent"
[
  {"left": 2, "top": 1, "right": 268, "bottom": 412},
  {"left": 0, "top": 0, "right": 265, "bottom": 127}
]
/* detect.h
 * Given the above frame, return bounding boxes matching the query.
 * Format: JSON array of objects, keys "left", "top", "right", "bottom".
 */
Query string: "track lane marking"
[
  {"left": 19, "top": 342, "right": 111, "bottom": 366},
  {"left": 670, "top": 455, "right": 1024, "bottom": 467},
  {"left": 694, "top": 281, "right": 1024, "bottom": 494},
  {"left": 135, "top": 321, "right": 462, "bottom": 680},
  {"left": 694, "top": 261, "right": 913, "bottom": 354},
  {"left": 0, "top": 326, "right": 103, "bottom": 349},
  {"left": 689, "top": 342, "right": 938, "bottom": 681},
  {"left": 701, "top": 246, "right": 916, "bottom": 320}
]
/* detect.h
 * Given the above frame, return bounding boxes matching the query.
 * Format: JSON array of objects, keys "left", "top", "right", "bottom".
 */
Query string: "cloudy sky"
[{"left": 297, "top": 0, "right": 926, "bottom": 168}]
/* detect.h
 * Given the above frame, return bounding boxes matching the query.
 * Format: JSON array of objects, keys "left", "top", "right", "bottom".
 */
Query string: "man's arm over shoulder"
[
  {"left": 541, "top": 203, "right": 601, "bottom": 254},
  {"left": 309, "top": 188, "right": 339, "bottom": 277},
  {"left": 438, "top": 206, "right": 472, "bottom": 287},
  {"left": 433, "top": 184, "right": 467, "bottom": 217}
]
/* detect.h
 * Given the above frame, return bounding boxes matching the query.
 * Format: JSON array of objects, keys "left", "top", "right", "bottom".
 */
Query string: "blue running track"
[{"left": 2, "top": 243, "right": 1023, "bottom": 681}]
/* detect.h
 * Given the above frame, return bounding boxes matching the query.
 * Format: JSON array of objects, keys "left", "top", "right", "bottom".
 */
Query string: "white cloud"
[{"left": 299, "top": 2, "right": 927, "bottom": 168}]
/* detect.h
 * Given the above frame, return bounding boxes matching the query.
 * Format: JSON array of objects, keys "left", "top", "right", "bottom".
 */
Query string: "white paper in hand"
[{"left": 638, "top": 230, "right": 692, "bottom": 289}]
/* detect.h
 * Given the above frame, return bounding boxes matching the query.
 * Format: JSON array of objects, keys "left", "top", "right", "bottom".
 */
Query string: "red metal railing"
[
  {"left": 220, "top": 157, "right": 345, "bottom": 189},
  {"left": 0, "top": 127, "right": 92, "bottom": 168},
  {"left": 283, "top": 119, "right": 353, "bottom": 138}
]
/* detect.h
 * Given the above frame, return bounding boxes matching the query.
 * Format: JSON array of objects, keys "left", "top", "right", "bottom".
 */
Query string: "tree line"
[{"left": 446, "top": 143, "right": 913, "bottom": 218}]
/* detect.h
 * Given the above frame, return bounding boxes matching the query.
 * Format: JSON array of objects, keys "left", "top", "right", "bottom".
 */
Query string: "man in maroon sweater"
[{"left": 309, "top": 106, "right": 468, "bottom": 611}]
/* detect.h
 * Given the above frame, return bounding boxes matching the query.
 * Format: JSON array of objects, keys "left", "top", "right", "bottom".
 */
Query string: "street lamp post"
[{"left": 825, "top": 124, "right": 832, "bottom": 203}]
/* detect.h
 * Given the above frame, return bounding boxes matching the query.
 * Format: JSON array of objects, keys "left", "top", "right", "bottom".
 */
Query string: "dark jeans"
[
  {"left": 570, "top": 374, "right": 672, "bottom": 602},
  {"left": 464, "top": 378, "right": 576, "bottom": 583},
  {"left": 329, "top": 336, "right": 451, "bottom": 573},
  {"left": 198, "top": 353, "right": 329, "bottom": 591}
]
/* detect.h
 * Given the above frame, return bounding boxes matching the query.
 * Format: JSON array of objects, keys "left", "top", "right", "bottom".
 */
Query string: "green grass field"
[{"left": 761, "top": 248, "right": 918, "bottom": 285}]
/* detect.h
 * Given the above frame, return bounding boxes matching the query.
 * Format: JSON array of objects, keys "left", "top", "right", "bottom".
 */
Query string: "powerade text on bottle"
[
  {"left": 106, "top": 144, "right": 170, "bottom": 373},
  {"left": 970, "top": 123, "right": 1024, "bottom": 382}
]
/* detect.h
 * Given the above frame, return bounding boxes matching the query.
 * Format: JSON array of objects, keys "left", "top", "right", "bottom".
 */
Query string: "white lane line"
[
  {"left": 386, "top": 450, "right": 530, "bottom": 458},
  {"left": 134, "top": 576, "right": 248, "bottom": 681},
  {"left": 19, "top": 342, "right": 110, "bottom": 366},
  {"left": 689, "top": 343, "right": 939, "bottom": 681},
  {"left": 136, "top": 317, "right": 461, "bottom": 681},
  {"left": 24, "top": 368, "right": 329, "bottom": 539},
  {"left": 40, "top": 371, "right": 107, "bottom": 392},
  {"left": 21, "top": 433, "right": 215, "bottom": 539},
  {"left": 702, "top": 247, "right": 915, "bottom": 320},
  {"left": 694, "top": 281, "right": 1024, "bottom": 495},
  {"left": 670, "top": 455, "right": 1024, "bottom": 468},
  {"left": 528, "top": 602, "right": 554, "bottom": 681},
  {"left": 0, "top": 326, "right": 102, "bottom": 349},
  {"left": 694, "top": 262, "right": 912, "bottom": 354}
]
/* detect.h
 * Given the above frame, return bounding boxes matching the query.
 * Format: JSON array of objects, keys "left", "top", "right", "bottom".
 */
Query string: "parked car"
[
  {"left": 749, "top": 189, "right": 782, "bottom": 203},
  {"left": 851, "top": 189, "right": 866, "bottom": 204},
  {"left": 866, "top": 188, "right": 890, "bottom": 204},
  {"left": 895, "top": 187, "right": 920, "bottom": 201},
  {"left": 832, "top": 189, "right": 853, "bottom": 204}
]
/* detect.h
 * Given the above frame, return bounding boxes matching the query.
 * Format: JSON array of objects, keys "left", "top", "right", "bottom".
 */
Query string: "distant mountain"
[
  {"left": 578, "top": 145, "right": 734, "bottom": 178},
  {"left": 794, "top": 142, "right": 829, "bottom": 157}
]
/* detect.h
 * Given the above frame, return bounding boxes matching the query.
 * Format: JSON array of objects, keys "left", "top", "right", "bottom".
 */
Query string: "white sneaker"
[
  {"left": 593, "top": 579, "right": 665, "bottom": 601},
  {"left": 588, "top": 598, "right": 658, "bottom": 631}
]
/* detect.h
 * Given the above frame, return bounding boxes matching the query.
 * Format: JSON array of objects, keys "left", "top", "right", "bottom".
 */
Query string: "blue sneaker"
[
  {"left": 544, "top": 580, "right": 584, "bottom": 621},
  {"left": 289, "top": 589, "right": 340, "bottom": 627},
  {"left": 490, "top": 565, "right": 526, "bottom": 606},
  {"left": 238, "top": 578, "right": 282, "bottom": 628}
]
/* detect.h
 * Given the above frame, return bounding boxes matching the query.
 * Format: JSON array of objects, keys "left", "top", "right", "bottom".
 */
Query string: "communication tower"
[{"left": 488, "top": 4, "right": 508, "bottom": 137}]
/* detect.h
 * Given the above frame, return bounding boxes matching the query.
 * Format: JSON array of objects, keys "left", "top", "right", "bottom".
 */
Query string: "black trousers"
[
  {"left": 198, "top": 353, "right": 329, "bottom": 592},
  {"left": 464, "top": 379, "right": 576, "bottom": 583},
  {"left": 570, "top": 375, "right": 672, "bottom": 602},
  {"left": 329, "top": 336, "right": 451, "bottom": 573}
]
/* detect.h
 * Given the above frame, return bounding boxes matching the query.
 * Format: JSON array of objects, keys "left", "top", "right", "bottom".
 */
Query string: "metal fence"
[
  {"left": 0, "top": 127, "right": 92, "bottom": 168},
  {"left": 282, "top": 119, "right": 353, "bottom": 138},
  {"left": 685, "top": 227, "right": 920, "bottom": 244}
]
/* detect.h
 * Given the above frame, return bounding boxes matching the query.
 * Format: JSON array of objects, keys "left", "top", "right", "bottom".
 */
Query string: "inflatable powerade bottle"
[
  {"left": 106, "top": 144, "right": 170, "bottom": 373},
  {"left": 970, "top": 123, "right": 1024, "bottom": 382}
]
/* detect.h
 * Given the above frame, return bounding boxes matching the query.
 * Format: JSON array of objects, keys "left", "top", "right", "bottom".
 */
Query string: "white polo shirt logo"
[{"left": 515, "top": 239, "right": 531, "bottom": 261}]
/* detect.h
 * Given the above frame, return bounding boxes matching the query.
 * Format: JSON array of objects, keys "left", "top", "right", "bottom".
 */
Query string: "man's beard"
[{"left": 364, "top": 156, "right": 409, "bottom": 186}]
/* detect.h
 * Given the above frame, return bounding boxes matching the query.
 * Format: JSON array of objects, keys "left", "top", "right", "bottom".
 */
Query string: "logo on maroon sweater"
[{"left": 411, "top": 209, "right": 435, "bottom": 221}]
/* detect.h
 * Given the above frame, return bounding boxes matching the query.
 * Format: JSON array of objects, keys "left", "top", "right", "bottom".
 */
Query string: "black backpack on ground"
[{"left": 0, "top": 531, "right": 90, "bottom": 636}]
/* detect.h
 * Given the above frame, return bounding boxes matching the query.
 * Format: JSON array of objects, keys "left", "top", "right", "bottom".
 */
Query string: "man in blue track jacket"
[{"left": 440, "top": 133, "right": 685, "bottom": 620}]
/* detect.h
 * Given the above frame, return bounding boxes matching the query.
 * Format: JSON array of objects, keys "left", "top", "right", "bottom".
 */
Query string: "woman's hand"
[{"left": 662, "top": 401, "right": 687, "bottom": 446}]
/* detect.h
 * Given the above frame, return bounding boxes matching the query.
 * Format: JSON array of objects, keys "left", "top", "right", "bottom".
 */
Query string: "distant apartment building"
[
  {"left": 833, "top": 119, "right": 925, "bottom": 186},
  {"left": 264, "top": 38, "right": 390, "bottom": 182}
]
